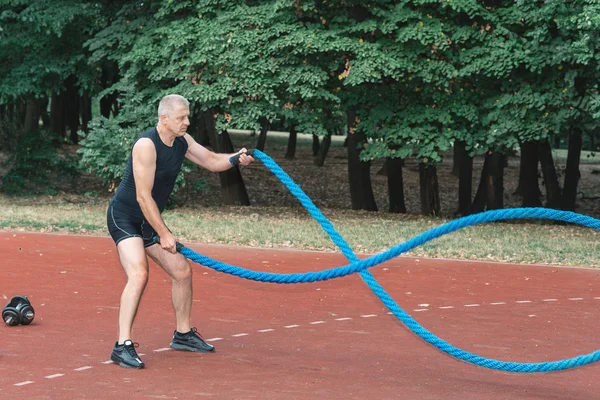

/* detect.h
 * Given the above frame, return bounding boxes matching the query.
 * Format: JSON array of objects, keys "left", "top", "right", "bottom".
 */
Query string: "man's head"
[{"left": 157, "top": 94, "right": 190, "bottom": 136}]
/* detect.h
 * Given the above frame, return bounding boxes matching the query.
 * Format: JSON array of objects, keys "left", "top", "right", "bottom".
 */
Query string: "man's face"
[{"left": 162, "top": 104, "right": 190, "bottom": 136}]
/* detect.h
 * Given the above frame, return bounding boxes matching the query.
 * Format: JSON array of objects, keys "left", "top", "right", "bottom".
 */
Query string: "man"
[{"left": 106, "top": 94, "right": 254, "bottom": 369}]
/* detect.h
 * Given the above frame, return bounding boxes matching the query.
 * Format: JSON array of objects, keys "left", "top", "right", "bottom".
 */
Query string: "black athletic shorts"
[{"left": 106, "top": 201, "right": 157, "bottom": 247}]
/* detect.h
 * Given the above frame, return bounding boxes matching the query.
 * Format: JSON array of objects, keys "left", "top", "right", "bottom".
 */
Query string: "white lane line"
[
  {"left": 490, "top": 302, "right": 506, "bottom": 305},
  {"left": 101, "top": 360, "right": 113, "bottom": 364},
  {"left": 309, "top": 321, "right": 326, "bottom": 325},
  {"left": 257, "top": 329, "right": 274, "bottom": 333},
  {"left": 153, "top": 348, "right": 171, "bottom": 352},
  {"left": 335, "top": 317, "right": 353, "bottom": 321},
  {"left": 594, "top": 297, "right": 600, "bottom": 300},
  {"left": 516, "top": 300, "right": 532, "bottom": 303},
  {"left": 413, "top": 308, "right": 428, "bottom": 312},
  {"left": 284, "top": 325, "right": 300, "bottom": 328},
  {"left": 360, "top": 314, "right": 377, "bottom": 318},
  {"left": 232, "top": 333, "right": 249, "bottom": 337},
  {"left": 138, "top": 353, "right": 146, "bottom": 356},
  {"left": 73, "top": 366, "right": 93, "bottom": 371},
  {"left": 568, "top": 298, "right": 584, "bottom": 301},
  {"left": 206, "top": 338, "right": 223, "bottom": 342},
  {"left": 14, "top": 381, "right": 34, "bottom": 386},
  {"left": 464, "top": 304, "right": 480, "bottom": 307},
  {"left": 439, "top": 306, "right": 454, "bottom": 309},
  {"left": 543, "top": 299, "right": 558, "bottom": 302},
  {"left": 45, "top": 374, "right": 64, "bottom": 379}
]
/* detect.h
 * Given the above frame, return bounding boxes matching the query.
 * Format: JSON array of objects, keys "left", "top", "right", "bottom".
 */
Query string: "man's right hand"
[{"left": 160, "top": 232, "right": 178, "bottom": 254}]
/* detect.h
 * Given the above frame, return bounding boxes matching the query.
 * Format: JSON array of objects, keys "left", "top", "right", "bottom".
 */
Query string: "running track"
[{"left": 1, "top": 232, "right": 599, "bottom": 400}]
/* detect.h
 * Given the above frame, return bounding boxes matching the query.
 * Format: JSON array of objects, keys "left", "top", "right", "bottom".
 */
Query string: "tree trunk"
[
  {"left": 514, "top": 141, "right": 541, "bottom": 198},
  {"left": 100, "top": 95, "right": 112, "bottom": 118},
  {"left": 190, "top": 105, "right": 210, "bottom": 146},
  {"left": 455, "top": 140, "right": 473, "bottom": 216},
  {"left": 560, "top": 77, "right": 587, "bottom": 211},
  {"left": 561, "top": 127, "right": 582, "bottom": 211},
  {"left": 50, "top": 92, "right": 66, "bottom": 137},
  {"left": 100, "top": 62, "right": 119, "bottom": 118},
  {"left": 418, "top": 163, "right": 440, "bottom": 216},
  {"left": 519, "top": 141, "right": 542, "bottom": 207},
  {"left": 23, "top": 96, "right": 42, "bottom": 133},
  {"left": 387, "top": 157, "right": 406, "bottom": 213},
  {"left": 285, "top": 126, "right": 297, "bottom": 160},
  {"left": 202, "top": 110, "right": 250, "bottom": 206},
  {"left": 256, "top": 120, "right": 269, "bottom": 151},
  {"left": 347, "top": 112, "right": 377, "bottom": 211},
  {"left": 486, "top": 152, "right": 505, "bottom": 210},
  {"left": 538, "top": 138, "right": 561, "bottom": 209},
  {"left": 312, "top": 134, "right": 320, "bottom": 156},
  {"left": 0, "top": 103, "right": 5, "bottom": 148},
  {"left": 17, "top": 97, "right": 27, "bottom": 125},
  {"left": 2, "top": 101, "right": 23, "bottom": 150},
  {"left": 65, "top": 76, "right": 80, "bottom": 144},
  {"left": 39, "top": 97, "right": 50, "bottom": 128},
  {"left": 314, "top": 133, "right": 332, "bottom": 167},
  {"left": 471, "top": 152, "right": 492, "bottom": 214},
  {"left": 452, "top": 142, "right": 460, "bottom": 177},
  {"left": 80, "top": 91, "right": 92, "bottom": 134}
]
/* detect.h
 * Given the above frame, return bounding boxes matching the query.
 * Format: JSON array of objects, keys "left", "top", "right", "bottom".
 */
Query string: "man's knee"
[
  {"left": 127, "top": 266, "right": 149, "bottom": 287},
  {"left": 171, "top": 261, "right": 192, "bottom": 283}
]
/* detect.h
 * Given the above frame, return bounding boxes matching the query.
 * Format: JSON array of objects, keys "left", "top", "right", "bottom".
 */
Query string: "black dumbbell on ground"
[{"left": 2, "top": 295, "right": 35, "bottom": 326}]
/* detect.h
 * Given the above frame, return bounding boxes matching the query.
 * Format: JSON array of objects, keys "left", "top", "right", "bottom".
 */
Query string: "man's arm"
[
  {"left": 132, "top": 138, "right": 177, "bottom": 253},
  {"left": 183, "top": 134, "right": 253, "bottom": 171}
]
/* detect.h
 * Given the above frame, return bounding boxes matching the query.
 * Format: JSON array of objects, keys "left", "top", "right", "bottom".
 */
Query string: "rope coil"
[{"left": 179, "top": 149, "right": 600, "bottom": 372}]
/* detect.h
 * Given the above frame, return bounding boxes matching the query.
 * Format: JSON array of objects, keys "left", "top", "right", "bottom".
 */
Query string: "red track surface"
[{"left": 1, "top": 232, "right": 600, "bottom": 400}]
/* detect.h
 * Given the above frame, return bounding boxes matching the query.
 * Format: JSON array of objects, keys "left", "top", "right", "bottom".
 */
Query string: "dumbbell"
[{"left": 2, "top": 295, "right": 35, "bottom": 326}]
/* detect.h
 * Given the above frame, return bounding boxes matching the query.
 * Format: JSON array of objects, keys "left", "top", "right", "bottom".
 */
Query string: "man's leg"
[
  {"left": 109, "top": 237, "right": 149, "bottom": 369},
  {"left": 117, "top": 237, "right": 150, "bottom": 343},
  {"left": 145, "top": 244, "right": 192, "bottom": 332},
  {"left": 145, "top": 244, "right": 215, "bottom": 352}
]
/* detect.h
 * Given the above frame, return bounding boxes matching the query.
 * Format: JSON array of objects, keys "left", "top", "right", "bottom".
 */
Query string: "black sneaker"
[
  {"left": 170, "top": 327, "right": 215, "bottom": 353},
  {"left": 110, "top": 340, "right": 145, "bottom": 369}
]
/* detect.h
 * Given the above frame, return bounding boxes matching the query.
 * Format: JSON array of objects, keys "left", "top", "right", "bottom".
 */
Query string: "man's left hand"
[{"left": 237, "top": 148, "right": 254, "bottom": 166}]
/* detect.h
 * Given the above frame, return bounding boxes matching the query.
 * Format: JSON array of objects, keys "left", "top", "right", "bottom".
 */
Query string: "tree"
[{"left": 0, "top": 0, "right": 106, "bottom": 145}]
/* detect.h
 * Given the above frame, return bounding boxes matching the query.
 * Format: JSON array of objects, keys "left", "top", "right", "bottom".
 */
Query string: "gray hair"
[{"left": 158, "top": 94, "right": 190, "bottom": 120}]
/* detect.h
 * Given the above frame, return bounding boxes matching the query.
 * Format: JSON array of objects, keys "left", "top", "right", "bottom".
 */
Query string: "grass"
[{"left": 1, "top": 198, "right": 598, "bottom": 268}]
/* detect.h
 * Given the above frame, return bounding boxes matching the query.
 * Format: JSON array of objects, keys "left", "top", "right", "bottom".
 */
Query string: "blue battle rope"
[{"left": 177, "top": 149, "right": 600, "bottom": 373}]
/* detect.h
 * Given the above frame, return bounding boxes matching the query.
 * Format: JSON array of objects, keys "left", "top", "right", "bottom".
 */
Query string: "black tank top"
[{"left": 111, "top": 127, "right": 188, "bottom": 217}]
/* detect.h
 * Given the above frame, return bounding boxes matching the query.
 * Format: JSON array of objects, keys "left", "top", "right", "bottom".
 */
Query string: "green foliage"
[
  {"left": 190, "top": 177, "right": 210, "bottom": 194},
  {"left": 1, "top": 130, "right": 80, "bottom": 195},
  {"left": 0, "top": 0, "right": 104, "bottom": 102},
  {"left": 328, "top": 0, "right": 600, "bottom": 162},
  {"left": 77, "top": 117, "right": 138, "bottom": 187},
  {"left": 4, "top": 0, "right": 600, "bottom": 202},
  {"left": 85, "top": 0, "right": 346, "bottom": 136}
]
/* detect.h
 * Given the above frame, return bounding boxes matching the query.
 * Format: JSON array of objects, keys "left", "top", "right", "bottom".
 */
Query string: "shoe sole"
[
  {"left": 110, "top": 354, "right": 145, "bottom": 369},
  {"left": 170, "top": 342, "right": 215, "bottom": 353}
]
